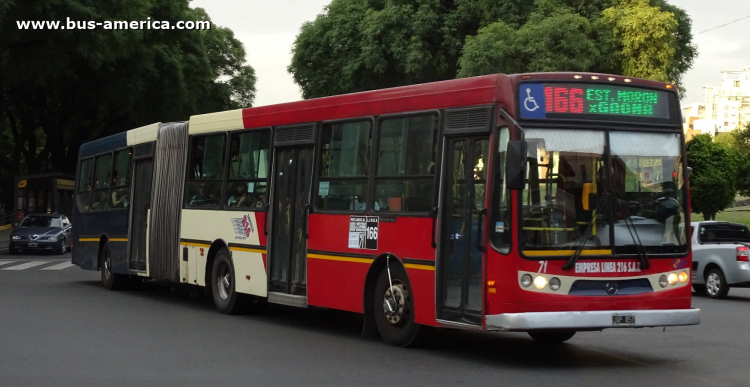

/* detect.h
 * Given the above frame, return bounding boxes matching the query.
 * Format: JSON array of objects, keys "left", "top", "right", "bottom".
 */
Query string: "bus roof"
[
  {"left": 189, "top": 74, "right": 509, "bottom": 134},
  {"left": 79, "top": 122, "right": 160, "bottom": 158}
]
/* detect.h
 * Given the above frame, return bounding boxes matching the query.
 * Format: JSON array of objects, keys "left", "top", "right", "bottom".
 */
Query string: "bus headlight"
[
  {"left": 659, "top": 275, "right": 668, "bottom": 288},
  {"left": 520, "top": 274, "right": 533, "bottom": 288},
  {"left": 678, "top": 271, "right": 688, "bottom": 283},
  {"left": 533, "top": 276, "right": 547, "bottom": 289},
  {"left": 668, "top": 273, "right": 678, "bottom": 286},
  {"left": 549, "top": 277, "right": 561, "bottom": 291}
]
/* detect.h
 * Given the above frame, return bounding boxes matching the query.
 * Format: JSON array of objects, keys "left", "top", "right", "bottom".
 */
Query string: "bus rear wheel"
[
  {"left": 373, "top": 264, "right": 423, "bottom": 347},
  {"left": 211, "top": 249, "right": 248, "bottom": 315},
  {"left": 528, "top": 331, "right": 576, "bottom": 343},
  {"left": 100, "top": 240, "right": 127, "bottom": 290}
]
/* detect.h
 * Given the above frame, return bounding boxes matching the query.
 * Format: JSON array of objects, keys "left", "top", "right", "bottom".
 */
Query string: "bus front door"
[
  {"left": 269, "top": 146, "right": 313, "bottom": 296},
  {"left": 128, "top": 158, "right": 153, "bottom": 272},
  {"left": 437, "top": 136, "right": 489, "bottom": 325}
]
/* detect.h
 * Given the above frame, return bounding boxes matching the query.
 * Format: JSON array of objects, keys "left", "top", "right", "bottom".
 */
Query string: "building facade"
[{"left": 703, "top": 69, "right": 750, "bottom": 134}]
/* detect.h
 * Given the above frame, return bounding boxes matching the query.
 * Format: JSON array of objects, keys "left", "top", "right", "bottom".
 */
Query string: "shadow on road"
[
  {"left": 73, "top": 279, "right": 671, "bottom": 370},
  {"left": 693, "top": 292, "right": 750, "bottom": 302}
]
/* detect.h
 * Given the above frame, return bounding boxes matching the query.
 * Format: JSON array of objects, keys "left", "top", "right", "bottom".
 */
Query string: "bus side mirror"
[{"left": 506, "top": 140, "right": 527, "bottom": 190}]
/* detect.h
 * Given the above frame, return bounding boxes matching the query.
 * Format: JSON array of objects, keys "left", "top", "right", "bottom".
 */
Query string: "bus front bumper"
[{"left": 485, "top": 308, "right": 701, "bottom": 332}]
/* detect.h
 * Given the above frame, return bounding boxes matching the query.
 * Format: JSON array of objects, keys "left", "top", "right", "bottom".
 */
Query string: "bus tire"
[
  {"left": 211, "top": 249, "right": 247, "bottom": 315},
  {"left": 706, "top": 268, "right": 729, "bottom": 299},
  {"left": 100, "top": 240, "right": 127, "bottom": 290},
  {"left": 528, "top": 331, "right": 576, "bottom": 343},
  {"left": 373, "top": 264, "right": 423, "bottom": 347}
]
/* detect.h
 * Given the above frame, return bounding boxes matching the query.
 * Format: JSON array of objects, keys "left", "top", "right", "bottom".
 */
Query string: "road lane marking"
[
  {"left": 0, "top": 260, "right": 18, "bottom": 267},
  {"left": 41, "top": 262, "right": 75, "bottom": 271},
  {"left": 2, "top": 261, "right": 50, "bottom": 270}
]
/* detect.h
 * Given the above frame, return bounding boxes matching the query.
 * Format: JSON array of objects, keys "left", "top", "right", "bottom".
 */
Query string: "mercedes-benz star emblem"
[{"left": 605, "top": 281, "right": 619, "bottom": 295}]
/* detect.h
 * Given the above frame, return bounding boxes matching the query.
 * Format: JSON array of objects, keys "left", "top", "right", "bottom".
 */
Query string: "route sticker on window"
[
  {"left": 349, "top": 216, "right": 378, "bottom": 250},
  {"left": 318, "top": 181, "right": 329, "bottom": 196},
  {"left": 495, "top": 222, "right": 505, "bottom": 233}
]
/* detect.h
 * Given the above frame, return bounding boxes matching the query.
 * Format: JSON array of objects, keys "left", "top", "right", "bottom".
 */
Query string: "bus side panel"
[
  {"left": 180, "top": 209, "right": 267, "bottom": 296},
  {"left": 72, "top": 210, "right": 129, "bottom": 272},
  {"left": 306, "top": 214, "right": 437, "bottom": 326},
  {"left": 307, "top": 259, "right": 368, "bottom": 313}
]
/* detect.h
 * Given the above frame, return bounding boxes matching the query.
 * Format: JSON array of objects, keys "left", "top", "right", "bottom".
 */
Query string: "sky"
[{"left": 191, "top": 0, "right": 750, "bottom": 107}]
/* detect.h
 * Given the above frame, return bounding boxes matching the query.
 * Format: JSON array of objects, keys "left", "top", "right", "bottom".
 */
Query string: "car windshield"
[
  {"left": 518, "top": 129, "right": 687, "bottom": 256},
  {"left": 20, "top": 216, "right": 61, "bottom": 228}
]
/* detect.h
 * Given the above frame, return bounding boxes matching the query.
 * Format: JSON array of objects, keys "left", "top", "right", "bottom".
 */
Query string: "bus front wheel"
[
  {"left": 373, "top": 264, "right": 423, "bottom": 347},
  {"left": 528, "top": 331, "right": 576, "bottom": 343}
]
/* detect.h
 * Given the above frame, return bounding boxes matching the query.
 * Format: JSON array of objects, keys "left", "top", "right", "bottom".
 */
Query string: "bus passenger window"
[
  {"left": 316, "top": 120, "right": 371, "bottom": 211},
  {"left": 225, "top": 130, "right": 270, "bottom": 209},
  {"left": 186, "top": 135, "right": 225, "bottom": 208},
  {"left": 110, "top": 149, "right": 131, "bottom": 209},
  {"left": 90, "top": 153, "right": 112, "bottom": 211},
  {"left": 77, "top": 158, "right": 94, "bottom": 212},
  {"left": 373, "top": 114, "right": 437, "bottom": 213}
]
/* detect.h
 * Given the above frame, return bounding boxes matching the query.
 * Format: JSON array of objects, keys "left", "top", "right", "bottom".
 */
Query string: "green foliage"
[
  {"left": 289, "top": 0, "right": 696, "bottom": 99},
  {"left": 714, "top": 132, "right": 738, "bottom": 149},
  {"left": 686, "top": 134, "right": 739, "bottom": 220},
  {"left": 0, "top": 0, "right": 256, "bottom": 210}
]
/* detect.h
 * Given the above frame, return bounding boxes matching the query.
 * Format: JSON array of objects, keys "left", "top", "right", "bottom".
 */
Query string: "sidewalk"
[{"left": 0, "top": 226, "right": 12, "bottom": 249}]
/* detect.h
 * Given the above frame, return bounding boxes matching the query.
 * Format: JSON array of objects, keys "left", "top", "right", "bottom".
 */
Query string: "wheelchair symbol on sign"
[{"left": 524, "top": 88, "right": 540, "bottom": 112}]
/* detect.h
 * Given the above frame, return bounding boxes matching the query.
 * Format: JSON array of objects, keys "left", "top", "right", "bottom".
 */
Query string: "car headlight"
[
  {"left": 11, "top": 235, "right": 20, "bottom": 240},
  {"left": 41, "top": 236, "right": 58, "bottom": 242}
]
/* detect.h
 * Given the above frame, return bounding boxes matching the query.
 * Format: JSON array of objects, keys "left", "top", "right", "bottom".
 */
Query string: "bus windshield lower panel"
[{"left": 517, "top": 129, "right": 688, "bottom": 257}]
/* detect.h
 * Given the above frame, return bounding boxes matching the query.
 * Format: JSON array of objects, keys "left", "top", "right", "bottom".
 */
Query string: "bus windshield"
[{"left": 519, "top": 129, "right": 687, "bottom": 256}]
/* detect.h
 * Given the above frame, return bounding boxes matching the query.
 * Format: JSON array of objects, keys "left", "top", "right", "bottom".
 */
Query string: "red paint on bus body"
[{"left": 236, "top": 72, "right": 686, "bottom": 331}]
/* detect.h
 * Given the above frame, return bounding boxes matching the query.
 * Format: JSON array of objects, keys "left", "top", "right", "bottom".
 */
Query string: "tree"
[
  {"left": 686, "top": 134, "right": 739, "bottom": 220},
  {"left": 0, "top": 0, "right": 256, "bottom": 211},
  {"left": 288, "top": 0, "right": 697, "bottom": 99}
]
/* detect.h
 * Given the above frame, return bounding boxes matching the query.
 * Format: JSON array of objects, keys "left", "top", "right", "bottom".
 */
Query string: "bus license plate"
[
  {"left": 28, "top": 243, "right": 38, "bottom": 247},
  {"left": 612, "top": 314, "right": 635, "bottom": 326}
]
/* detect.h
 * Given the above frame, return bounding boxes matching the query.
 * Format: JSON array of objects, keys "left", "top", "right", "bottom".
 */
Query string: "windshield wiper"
[
  {"left": 562, "top": 192, "right": 609, "bottom": 271},
  {"left": 611, "top": 189, "right": 650, "bottom": 270}
]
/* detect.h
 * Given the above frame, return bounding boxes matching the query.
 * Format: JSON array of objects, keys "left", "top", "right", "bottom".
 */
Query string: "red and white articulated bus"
[{"left": 72, "top": 72, "right": 700, "bottom": 346}]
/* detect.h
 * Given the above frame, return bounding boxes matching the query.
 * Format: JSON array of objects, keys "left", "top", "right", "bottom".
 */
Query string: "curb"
[{"left": 0, "top": 224, "right": 11, "bottom": 231}]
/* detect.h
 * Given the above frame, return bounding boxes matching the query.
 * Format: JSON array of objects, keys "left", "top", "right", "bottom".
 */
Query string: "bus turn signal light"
[
  {"left": 678, "top": 271, "right": 688, "bottom": 283},
  {"left": 487, "top": 280, "right": 496, "bottom": 287}
]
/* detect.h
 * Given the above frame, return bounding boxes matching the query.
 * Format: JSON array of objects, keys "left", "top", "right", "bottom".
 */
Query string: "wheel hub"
[
  {"left": 707, "top": 273, "right": 721, "bottom": 295},
  {"left": 217, "top": 265, "right": 231, "bottom": 301},
  {"left": 382, "top": 283, "right": 408, "bottom": 325}
]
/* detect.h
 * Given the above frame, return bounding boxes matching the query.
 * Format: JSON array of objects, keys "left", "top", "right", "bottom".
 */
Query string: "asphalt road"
[{"left": 1, "top": 250, "right": 748, "bottom": 387}]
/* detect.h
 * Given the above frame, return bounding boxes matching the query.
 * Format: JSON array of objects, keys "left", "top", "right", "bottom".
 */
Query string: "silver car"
[{"left": 691, "top": 221, "right": 750, "bottom": 299}]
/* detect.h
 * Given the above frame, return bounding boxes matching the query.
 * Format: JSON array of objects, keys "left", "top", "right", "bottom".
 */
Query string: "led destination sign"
[{"left": 519, "top": 83, "right": 670, "bottom": 120}]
